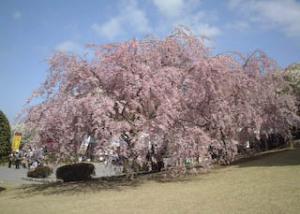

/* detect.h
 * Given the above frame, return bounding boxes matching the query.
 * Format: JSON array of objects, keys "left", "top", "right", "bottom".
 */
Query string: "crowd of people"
[{"left": 8, "top": 146, "right": 47, "bottom": 170}]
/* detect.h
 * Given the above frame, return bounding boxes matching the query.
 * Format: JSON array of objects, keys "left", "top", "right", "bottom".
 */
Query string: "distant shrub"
[
  {"left": 0, "top": 110, "right": 11, "bottom": 159},
  {"left": 56, "top": 163, "right": 95, "bottom": 182},
  {"left": 27, "top": 166, "right": 53, "bottom": 178}
]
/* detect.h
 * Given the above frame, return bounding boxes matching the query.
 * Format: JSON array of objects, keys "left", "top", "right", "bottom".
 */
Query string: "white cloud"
[
  {"left": 55, "top": 41, "right": 82, "bottom": 53},
  {"left": 12, "top": 11, "right": 22, "bottom": 20},
  {"left": 152, "top": 0, "right": 184, "bottom": 17},
  {"left": 225, "top": 21, "right": 250, "bottom": 32},
  {"left": 152, "top": 0, "right": 220, "bottom": 41},
  {"left": 228, "top": 0, "right": 243, "bottom": 10},
  {"left": 228, "top": 0, "right": 300, "bottom": 37},
  {"left": 92, "top": 18, "right": 121, "bottom": 40},
  {"left": 91, "top": 0, "right": 151, "bottom": 40},
  {"left": 172, "top": 10, "right": 220, "bottom": 38},
  {"left": 193, "top": 23, "right": 221, "bottom": 38},
  {"left": 92, "top": 0, "right": 220, "bottom": 42}
]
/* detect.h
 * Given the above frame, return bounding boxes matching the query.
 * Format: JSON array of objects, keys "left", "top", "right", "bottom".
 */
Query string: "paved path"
[
  {"left": 0, "top": 163, "right": 122, "bottom": 185},
  {"left": 0, "top": 165, "right": 36, "bottom": 185}
]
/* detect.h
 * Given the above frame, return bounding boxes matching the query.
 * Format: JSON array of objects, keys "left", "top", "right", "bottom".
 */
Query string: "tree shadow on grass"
[
  {"left": 15, "top": 171, "right": 196, "bottom": 198},
  {"left": 235, "top": 146, "right": 300, "bottom": 168},
  {"left": 16, "top": 175, "right": 143, "bottom": 198},
  {"left": 0, "top": 187, "right": 6, "bottom": 192}
]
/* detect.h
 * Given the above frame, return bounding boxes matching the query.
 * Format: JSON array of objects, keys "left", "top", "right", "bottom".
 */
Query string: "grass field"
[{"left": 0, "top": 146, "right": 300, "bottom": 214}]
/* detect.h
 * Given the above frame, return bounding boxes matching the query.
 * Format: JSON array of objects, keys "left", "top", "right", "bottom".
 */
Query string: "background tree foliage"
[
  {"left": 283, "top": 63, "right": 300, "bottom": 115},
  {"left": 0, "top": 110, "right": 11, "bottom": 159},
  {"left": 11, "top": 123, "right": 35, "bottom": 145}
]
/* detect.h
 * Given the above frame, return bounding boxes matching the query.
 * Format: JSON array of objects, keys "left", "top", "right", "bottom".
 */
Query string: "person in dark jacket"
[
  {"left": 15, "top": 152, "right": 20, "bottom": 169},
  {"left": 8, "top": 153, "right": 14, "bottom": 168}
]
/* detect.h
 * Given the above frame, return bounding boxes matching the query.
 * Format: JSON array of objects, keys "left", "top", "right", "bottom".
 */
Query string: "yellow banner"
[{"left": 12, "top": 133, "right": 22, "bottom": 152}]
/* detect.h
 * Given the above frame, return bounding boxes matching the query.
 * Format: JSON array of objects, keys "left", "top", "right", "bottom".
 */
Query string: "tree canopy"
[
  {"left": 24, "top": 28, "right": 300, "bottom": 171},
  {"left": 283, "top": 63, "right": 300, "bottom": 114}
]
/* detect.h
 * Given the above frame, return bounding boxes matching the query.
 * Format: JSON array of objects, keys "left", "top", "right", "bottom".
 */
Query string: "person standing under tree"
[
  {"left": 8, "top": 153, "right": 13, "bottom": 168},
  {"left": 15, "top": 152, "right": 20, "bottom": 169}
]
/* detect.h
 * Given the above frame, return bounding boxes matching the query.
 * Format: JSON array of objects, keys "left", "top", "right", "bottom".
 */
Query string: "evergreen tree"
[{"left": 0, "top": 110, "right": 11, "bottom": 159}]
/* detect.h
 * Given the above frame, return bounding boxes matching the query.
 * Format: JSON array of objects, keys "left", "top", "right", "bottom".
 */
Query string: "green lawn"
[{"left": 1, "top": 146, "right": 300, "bottom": 214}]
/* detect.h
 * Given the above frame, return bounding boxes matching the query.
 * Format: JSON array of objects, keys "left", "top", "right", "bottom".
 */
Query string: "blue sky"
[{"left": 1, "top": 0, "right": 300, "bottom": 123}]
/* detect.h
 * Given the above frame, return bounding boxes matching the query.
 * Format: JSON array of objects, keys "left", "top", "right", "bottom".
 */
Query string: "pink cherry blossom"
[{"left": 24, "top": 28, "right": 300, "bottom": 171}]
